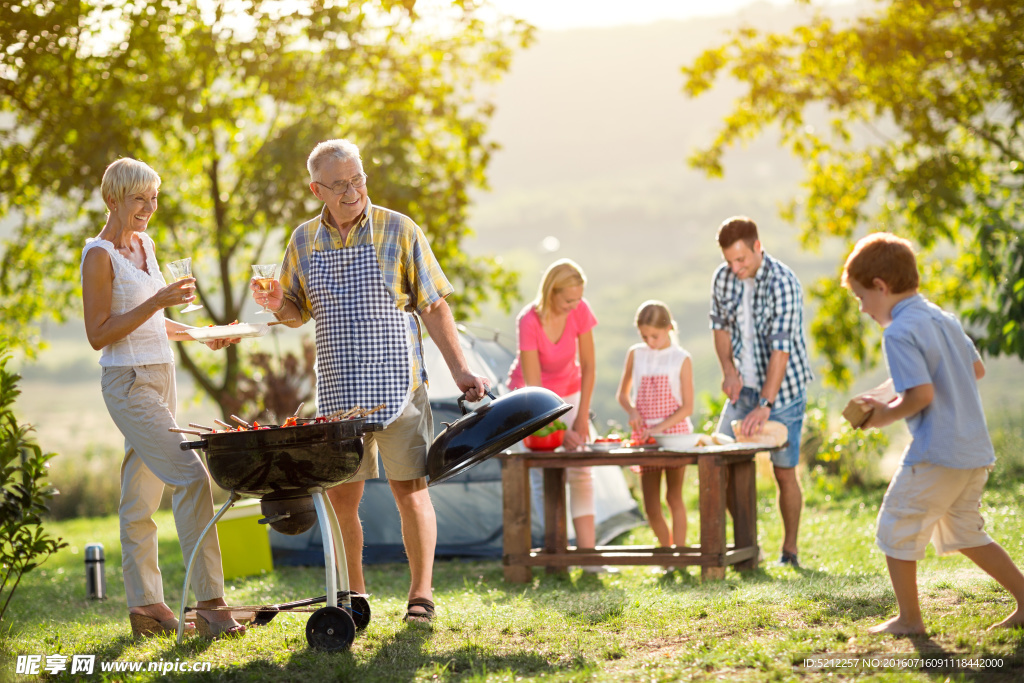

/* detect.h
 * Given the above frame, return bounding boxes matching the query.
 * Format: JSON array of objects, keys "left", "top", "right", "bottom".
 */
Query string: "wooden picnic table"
[{"left": 499, "top": 442, "right": 781, "bottom": 582}]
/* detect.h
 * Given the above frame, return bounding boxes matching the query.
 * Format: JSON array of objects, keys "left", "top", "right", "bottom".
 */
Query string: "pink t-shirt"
[{"left": 506, "top": 299, "right": 598, "bottom": 397}]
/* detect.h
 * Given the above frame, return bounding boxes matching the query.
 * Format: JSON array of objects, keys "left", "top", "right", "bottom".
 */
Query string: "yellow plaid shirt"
[{"left": 278, "top": 201, "right": 453, "bottom": 390}]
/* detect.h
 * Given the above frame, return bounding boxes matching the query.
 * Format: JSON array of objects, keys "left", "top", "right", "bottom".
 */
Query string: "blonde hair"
[
  {"left": 634, "top": 300, "right": 676, "bottom": 331},
  {"left": 842, "top": 232, "right": 920, "bottom": 294},
  {"left": 535, "top": 258, "right": 586, "bottom": 318},
  {"left": 100, "top": 158, "right": 160, "bottom": 207}
]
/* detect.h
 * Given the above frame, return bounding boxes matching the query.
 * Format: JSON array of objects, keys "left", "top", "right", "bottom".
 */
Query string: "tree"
[
  {"left": 0, "top": 0, "right": 532, "bottom": 416},
  {"left": 682, "top": 0, "right": 1024, "bottom": 388}
]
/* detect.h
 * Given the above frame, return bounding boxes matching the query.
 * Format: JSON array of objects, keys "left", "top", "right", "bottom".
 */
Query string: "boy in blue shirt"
[{"left": 844, "top": 232, "right": 1024, "bottom": 634}]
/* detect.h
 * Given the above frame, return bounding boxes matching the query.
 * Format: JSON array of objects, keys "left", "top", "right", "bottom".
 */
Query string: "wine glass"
[
  {"left": 251, "top": 263, "right": 279, "bottom": 315},
  {"left": 166, "top": 257, "right": 203, "bottom": 313}
]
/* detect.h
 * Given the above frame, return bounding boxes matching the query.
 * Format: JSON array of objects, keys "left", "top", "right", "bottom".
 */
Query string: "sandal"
[
  {"left": 129, "top": 613, "right": 194, "bottom": 639},
  {"left": 403, "top": 598, "right": 435, "bottom": 627},
  {"left": 195, "top": 612, "right": 246, "bottom": 639}
]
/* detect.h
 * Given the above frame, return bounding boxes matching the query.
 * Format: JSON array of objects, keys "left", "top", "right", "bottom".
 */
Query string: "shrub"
[
  {"left": 0, "top": 345, "right": 68, "bottom": 623},
  {"left": 802, "top": 395, "right": 889, "bottom": 493}
]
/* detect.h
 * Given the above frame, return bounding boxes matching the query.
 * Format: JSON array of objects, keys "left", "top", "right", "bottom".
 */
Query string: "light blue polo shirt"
[{"left": 883, "top": 294, "right": 994, "bottom": 468}]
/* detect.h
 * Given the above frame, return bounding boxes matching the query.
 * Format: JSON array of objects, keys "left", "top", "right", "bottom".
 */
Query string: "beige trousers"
[{"left": 101, "top": 363, "right": 224, "bottom": 607}]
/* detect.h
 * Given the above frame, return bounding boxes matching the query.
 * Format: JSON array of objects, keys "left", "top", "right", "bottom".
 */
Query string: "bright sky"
[{"left": 486, "top": 0, "right": 799, "bottom": 30}]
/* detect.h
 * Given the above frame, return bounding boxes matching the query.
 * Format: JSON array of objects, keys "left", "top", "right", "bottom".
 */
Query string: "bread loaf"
[
  {"left": 731, "top": 419, "right": 788, "bottom": 447},
  {"left": 695, "top": 433, "right": 714, "bottom": 447},
  {"left": 843, "top": 381, "right": 897, "bottom": 429},
  {"left": 711, "top": 432, "right": 734, "bottom": 445},
  {"left": 842, "top": 399, "right": 872, "bottom": 428}
]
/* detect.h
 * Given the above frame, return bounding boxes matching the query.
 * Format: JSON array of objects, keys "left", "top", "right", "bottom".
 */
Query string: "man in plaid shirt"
[
  {"left": 252, "top": 139, "right": 489, "bottom": 627},
  {"left": 709, "top": 216, "right": 812, "bottom": 568}
]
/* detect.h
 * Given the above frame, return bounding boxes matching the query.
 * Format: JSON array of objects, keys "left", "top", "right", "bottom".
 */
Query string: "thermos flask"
[{"left": 85, "top": 543, "right": 106, "bottom": 600}]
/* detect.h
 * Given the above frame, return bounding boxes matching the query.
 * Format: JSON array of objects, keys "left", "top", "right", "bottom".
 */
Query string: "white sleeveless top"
[
  {"left": 630, "top": 342, "right": 690, "bottom": 406},
  {"left": 81, "top": 234, "right": 174, "bottom": 368}
]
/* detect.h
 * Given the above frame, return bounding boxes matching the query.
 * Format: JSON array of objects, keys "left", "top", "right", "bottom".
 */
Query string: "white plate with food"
[
  {"left": 185, "top": 319, "right": 296, "bottom": 342},
  {"left": 185, "top": 323, "right": 269, "bottom": 341}
]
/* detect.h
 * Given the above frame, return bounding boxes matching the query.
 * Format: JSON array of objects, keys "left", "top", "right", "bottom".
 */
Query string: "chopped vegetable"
[{"left": 531, "top": 419, "right": 567, "bottom": 437}]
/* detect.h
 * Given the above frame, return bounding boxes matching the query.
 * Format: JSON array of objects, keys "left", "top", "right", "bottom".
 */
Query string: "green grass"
[{"left": 3, "top": 480, "right": 1023, "bottom": 681}]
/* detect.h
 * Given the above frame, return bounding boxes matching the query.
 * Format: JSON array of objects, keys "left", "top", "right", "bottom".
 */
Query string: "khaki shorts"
[
  {"left": 876, "top": 461, "right": 994, "bottom": 561},
  {"left": 347, "top": 384, "right": 432, "bottom": 482}
]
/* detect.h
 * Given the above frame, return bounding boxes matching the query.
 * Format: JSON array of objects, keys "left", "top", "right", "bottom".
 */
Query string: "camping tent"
[{"left": 270, "top": 326, "right": 642, "bottom": 565}]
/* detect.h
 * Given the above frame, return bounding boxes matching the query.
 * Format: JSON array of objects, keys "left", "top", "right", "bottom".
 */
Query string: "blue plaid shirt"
[{"left": 709, "top": 251, "right": 812, "bottom": 408}]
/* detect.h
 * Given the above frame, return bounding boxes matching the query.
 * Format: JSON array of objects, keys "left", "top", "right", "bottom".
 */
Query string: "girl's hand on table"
[
  {"left": 626, "top": 408, "right": 644, "bottom": 435},
  {"left": 564, "top": 414, "right": 589, "bottom": 451}
]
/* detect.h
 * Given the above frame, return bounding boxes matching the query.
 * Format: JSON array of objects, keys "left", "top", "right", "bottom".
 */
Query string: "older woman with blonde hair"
[
  {"left": 81, "top": 157, "right": 244, "bottom": 639},
  {"left": 507, "top": 258, "right": 604, "bottom": 571}
]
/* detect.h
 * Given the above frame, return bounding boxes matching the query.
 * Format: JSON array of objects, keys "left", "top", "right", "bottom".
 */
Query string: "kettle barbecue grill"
[
  {"left": 174, "top": 386, "right": 570, "bottom": 651},
  {"left": 174, "top": 416, "right": 379, "bottom": 650}
]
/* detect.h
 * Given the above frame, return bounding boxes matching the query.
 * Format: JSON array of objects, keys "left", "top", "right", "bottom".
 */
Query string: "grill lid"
[{"left": 426, "top": 386, "right": 571, "bottom": 486}]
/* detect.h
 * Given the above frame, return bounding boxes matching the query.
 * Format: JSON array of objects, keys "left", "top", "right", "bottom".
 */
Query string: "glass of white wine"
[
  {"left": 166, "top": 257, "right": 203, "bottom": 313},
  {"left": 251, "top": 263, "right": 278, "bottom": 315}
]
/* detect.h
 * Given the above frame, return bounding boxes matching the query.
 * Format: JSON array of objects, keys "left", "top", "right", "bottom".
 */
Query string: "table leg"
[
  {"left": 698, "top": 455, "right": 727, "bottom": 580},
  {"left": 731, "top": 458, "right": 759, "bottom": 571},
  {"left": 501, "top": 457, "right": 532, "bottom": 583},
  {"left": 543, "top": 467, "right": 568, "bottom": 576}
]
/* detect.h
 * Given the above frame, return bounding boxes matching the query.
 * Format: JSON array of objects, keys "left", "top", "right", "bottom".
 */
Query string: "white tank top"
[
  {"left": 630, "top": 342, "right": 690, "bottom": 406},
  {"left": 81, "top": 234, "right": 174, "bottom": 368}
]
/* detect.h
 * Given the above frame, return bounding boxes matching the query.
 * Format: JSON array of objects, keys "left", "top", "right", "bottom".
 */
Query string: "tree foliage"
[
  {"left": 0, "top": 0, "right": 532, "bottom": 416},
  {"left": 682, "top": 0, "right": 1024, "bottom": 388}
]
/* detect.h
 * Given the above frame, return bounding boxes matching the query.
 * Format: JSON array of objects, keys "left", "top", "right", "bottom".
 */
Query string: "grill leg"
[
  {"left": 177, "top": 491, "right": 240, "bottom": 644},
  {"left": 311, "top": 488, "right": 342, "bottom": 610},
  {"left": 321, "top": 492, "right": 351, "bottom": 612}
]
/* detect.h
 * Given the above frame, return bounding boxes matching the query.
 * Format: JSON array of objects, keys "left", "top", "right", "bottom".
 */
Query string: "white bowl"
[{"left": 653, "top": 433, "right": 701, "bottom": 450}]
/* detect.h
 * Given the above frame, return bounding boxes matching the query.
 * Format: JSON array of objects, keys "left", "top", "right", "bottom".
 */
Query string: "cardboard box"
[{"left": 216, "top": 499, "right": 273, "bottom": 580}]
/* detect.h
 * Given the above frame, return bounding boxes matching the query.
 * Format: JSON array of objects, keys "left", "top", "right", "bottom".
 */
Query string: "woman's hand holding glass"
[
  {"left": 166, "top": 258, "right": 203, "bottom": 312},
  {"left": 154, "top": 278, "right": 197, "bottom": 311}
]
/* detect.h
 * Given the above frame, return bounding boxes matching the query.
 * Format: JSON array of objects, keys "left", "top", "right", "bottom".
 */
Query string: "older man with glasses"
[{"left": 251, "top": 138, "right": 489, "bottom": 627}]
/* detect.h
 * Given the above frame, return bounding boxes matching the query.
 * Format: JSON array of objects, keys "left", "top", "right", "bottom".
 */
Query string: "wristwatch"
[{"left": 758, "top": 397, "right": 774, "bottom": 409}]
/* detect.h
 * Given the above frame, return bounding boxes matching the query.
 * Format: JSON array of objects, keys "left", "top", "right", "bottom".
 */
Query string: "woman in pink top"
[{"left": 507, "top": 259, "right": 598, "bottom": 556}]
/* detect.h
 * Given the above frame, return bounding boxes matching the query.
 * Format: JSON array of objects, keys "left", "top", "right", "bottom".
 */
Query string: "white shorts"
[{"left": 876, "top": 462, "right": 994, "bottom": 561}]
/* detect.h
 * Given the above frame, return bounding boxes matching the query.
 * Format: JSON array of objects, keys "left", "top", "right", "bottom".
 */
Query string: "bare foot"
[
  {"left": 868, "top": 616, "right": 926, "bottom": 635},
  {"left": 988, "top": 608, "right": 1024, "bottom": 631}
]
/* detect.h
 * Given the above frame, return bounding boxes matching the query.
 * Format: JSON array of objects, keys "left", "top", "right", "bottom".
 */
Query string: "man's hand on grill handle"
[{"left": 455, "top": 371, "right": 490, "bottom": 403}]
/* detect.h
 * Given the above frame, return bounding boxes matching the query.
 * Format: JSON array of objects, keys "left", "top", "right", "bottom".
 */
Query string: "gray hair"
[{"left": 307, "top": 139, "right": 363, "bottom": 180}]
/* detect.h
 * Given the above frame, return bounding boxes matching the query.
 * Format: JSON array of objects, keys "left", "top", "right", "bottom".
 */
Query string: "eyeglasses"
[{"left": 313, "top": 173, "right": 367, "bottom": 196}]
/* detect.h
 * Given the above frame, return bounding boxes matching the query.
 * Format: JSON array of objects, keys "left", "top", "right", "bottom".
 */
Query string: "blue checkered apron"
[{"left": 307, "top": 221, "right": 412, "bottom": 426}]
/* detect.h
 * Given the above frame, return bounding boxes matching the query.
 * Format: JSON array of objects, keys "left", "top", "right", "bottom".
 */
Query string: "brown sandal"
[
  {"left": 403, "top": 598, "right": 435, "bottom": 627},
  {"left": 195, "top": 612, "right": 246, "bottom": 639},
  {"left": 129, "top": 613, "right": 194, "bottom": 639}
]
